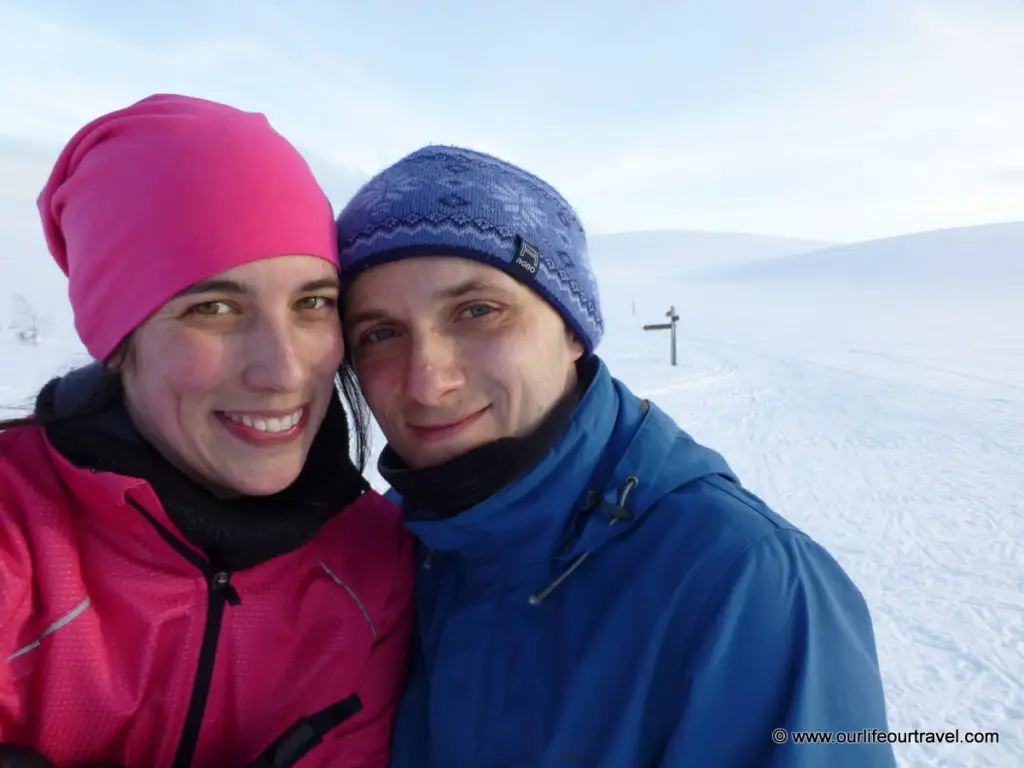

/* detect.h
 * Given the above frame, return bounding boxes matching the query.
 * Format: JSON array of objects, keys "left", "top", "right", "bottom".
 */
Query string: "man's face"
[{"left": 344, "top": 256, "right": 584, "bottom": 468}]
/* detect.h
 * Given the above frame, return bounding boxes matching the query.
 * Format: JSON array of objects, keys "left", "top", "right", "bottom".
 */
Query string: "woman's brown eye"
[
  {"left": 189, "top": 301, "right": 231, "bottom": 316},
  {"left": 297, "top": 296, "right": 336, "bottom": 310}
]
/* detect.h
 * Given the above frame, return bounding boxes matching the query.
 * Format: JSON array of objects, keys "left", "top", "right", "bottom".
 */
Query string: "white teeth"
[{"left": 226, "top": 408, "right": 303, "bottom": 433}]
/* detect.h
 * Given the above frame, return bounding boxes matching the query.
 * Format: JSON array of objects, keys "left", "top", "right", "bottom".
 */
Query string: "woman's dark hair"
[
  {"left": 0, "top": 366, "right": 120, "bottom": 433},
  {"left": 0, "top": 412, "right": 39, "bottom": 430},
  {"left": 0, "top": 338, "right": 130, "bottom": 433},
  {"left": 0, "top": 358, "right": 375, "bottom": 473},
  {"left": 336, "top": 360, "right": 373, "bottom": 471}
]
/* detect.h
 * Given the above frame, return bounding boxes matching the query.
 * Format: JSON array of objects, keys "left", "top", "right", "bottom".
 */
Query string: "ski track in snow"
[{"left": 605, "top": 318, "right": 1023, "bottom": 768}]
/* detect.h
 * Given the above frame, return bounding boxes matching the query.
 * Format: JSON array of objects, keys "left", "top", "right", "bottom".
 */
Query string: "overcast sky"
[{"left": 2, "top": 0, "right": 1023, "bottom": 244}]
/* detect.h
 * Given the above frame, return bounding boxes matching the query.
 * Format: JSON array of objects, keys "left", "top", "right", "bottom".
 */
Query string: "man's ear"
[{"left": 566, "top": 325, "right": 585, "bottom": 362}]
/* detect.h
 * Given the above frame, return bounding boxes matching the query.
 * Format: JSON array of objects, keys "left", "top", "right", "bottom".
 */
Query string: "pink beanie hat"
[{"left": 37, "top": 93, "right": 338, "bottom": 361}]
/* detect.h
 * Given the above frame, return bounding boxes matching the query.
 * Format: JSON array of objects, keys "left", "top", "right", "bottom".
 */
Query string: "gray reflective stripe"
[
  {"left": 318, "top": 562, "right": 377, "bottom": 639},
  {"left": 5, "top": 596, "right": 91, "bottom": 662}
]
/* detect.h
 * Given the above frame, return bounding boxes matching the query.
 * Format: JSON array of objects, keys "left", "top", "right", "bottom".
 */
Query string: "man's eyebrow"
[
  {"left": 345, "top": 278, "right": 511, "bottom": 327},
  {"left": 344, "top": 308, "right": 391, "bottom": 328},
  {"left": 431, "top": 278, "right": 504, "bottom": 300}
]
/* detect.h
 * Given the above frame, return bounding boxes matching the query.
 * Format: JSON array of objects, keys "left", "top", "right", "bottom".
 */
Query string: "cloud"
[
  {"left": 1, "top": 0, "right": 1022, "bottom": 244},
  {"left": 0, "top": 136, "right": 56, "bottom": 253},
  {"left": 0, "top": 4, "right": 404, "bottom": 234},
  {"left": 0, "top": 2, "right": 511, "bottom": 172},
  {"left": 544, "top": 2, "right": 1024, "bottom": 240},
  {"left": 987, "top": 167, "right": 1024, "bottom": 185}
]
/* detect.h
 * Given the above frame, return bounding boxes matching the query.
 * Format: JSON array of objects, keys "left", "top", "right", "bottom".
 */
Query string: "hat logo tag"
[{"left": 514, "top": 236, "right": 540, "bottom": 277}]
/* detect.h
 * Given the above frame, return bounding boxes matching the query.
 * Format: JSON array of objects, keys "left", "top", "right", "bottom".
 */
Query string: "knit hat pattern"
[{"left": 335, "top": 145, "right": 603, "bottom": 352}]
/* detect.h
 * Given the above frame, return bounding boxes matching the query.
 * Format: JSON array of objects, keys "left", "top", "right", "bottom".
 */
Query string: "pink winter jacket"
[{"left": 0, "top": 424, "right": 415, "bottom": 767}]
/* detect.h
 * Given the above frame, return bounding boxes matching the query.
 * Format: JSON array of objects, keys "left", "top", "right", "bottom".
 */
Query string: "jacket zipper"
[
  {"left": 172, "top": 568, "right": 240, "bottom": 767},
  {"left": 127, "top": 498, "right": 241, "bottom": 768}
]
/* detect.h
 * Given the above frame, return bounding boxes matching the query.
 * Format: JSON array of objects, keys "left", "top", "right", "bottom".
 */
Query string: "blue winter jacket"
[{"left": 387, "top": 358, "right": 896, "bottom": 767}]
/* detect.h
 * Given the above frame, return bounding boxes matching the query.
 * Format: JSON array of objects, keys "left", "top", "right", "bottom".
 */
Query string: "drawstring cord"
[
  {"left": 416, "top": 475, "right": 641, "bottom": 605},
  {"left": 528, "top": 475, "right": 639, "bottom": 605}
]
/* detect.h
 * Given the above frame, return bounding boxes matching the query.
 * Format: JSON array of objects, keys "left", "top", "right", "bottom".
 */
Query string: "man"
[{"left": 335, "top": 145, "right": 896, "bottom": 766}]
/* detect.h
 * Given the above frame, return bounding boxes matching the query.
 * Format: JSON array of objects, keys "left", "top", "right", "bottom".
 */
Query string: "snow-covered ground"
[
  {"left": 601, "top": 277, "right": 1023, "bottom": 767},
  {"left": 2, "top": 226, "right": 1022, "bottom": 766}
]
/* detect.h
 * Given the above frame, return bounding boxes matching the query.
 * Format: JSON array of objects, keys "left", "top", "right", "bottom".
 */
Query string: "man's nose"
[{"left": 403, "top": 330, "right": 465, "bottom": 406}]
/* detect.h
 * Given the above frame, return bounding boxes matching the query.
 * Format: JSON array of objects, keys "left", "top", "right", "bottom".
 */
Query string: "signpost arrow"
[{"left": 642, "top": 305, "right": 679, "bottom": 366}]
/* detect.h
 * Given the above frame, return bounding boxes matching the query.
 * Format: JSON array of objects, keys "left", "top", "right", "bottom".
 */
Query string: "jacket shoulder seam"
[{"left": 689, "top": 474, "right": 801, "bottom": 532}]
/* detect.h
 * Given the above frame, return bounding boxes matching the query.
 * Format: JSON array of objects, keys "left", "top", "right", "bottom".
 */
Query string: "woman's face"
[{"left": 118, "top": 255, "right": 344, "bottom": 496}]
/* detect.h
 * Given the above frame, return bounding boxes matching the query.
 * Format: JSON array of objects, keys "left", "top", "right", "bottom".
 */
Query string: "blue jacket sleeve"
[{"left": 658, "top": 529, "right": 897, "bottom": 767}]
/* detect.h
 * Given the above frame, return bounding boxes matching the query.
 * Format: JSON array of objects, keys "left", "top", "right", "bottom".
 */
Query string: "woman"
[{"left": 0, "top": 95, "right": 414, "bottom": 768}]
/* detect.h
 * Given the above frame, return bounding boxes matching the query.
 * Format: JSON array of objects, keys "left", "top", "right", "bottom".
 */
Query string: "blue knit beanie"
[{"left": 335, "top": 145, "right": 604, "bottom": 353}]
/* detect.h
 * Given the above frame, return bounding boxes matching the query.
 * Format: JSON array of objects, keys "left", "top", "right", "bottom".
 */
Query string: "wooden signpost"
[{"left": 643, "top": 305, "right": 680, "bottom": 366}]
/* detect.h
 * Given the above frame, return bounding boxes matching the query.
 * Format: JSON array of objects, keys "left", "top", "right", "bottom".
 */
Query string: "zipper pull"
[
  {"left": 243, "top": 694, "right": 363, "bottom": 768},
  {"left": 211, "top": 571, "right": 241, "bottom": 606}
]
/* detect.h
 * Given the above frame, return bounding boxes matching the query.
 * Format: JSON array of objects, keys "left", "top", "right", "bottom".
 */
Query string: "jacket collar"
[
  {"left": 398, "top": 356, "right": 738, "bottom": 598},
  {"left": 36, "top": 363, "right": 369, "bottom": 571},
  {"left": 401, "top": 358, "right": 627, "bottom": 568}
]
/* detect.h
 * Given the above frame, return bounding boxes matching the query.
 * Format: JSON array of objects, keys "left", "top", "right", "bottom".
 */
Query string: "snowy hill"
[
  {"left": 591, "top": 243, "right": 1023, "bottom": 768},
  {"left": 0, "top": 137, "right": 85, "bottom": 398},
  {"left": 697, "top": 221, "right": 1024, "bottom": 286},
  {"left": 0, "top": 137, "right": 65, "bottom": 288},
  {"left": 588, "top": 228, "right": 831, "bottom": 278},
  {"left": 587, "top": 229, "right": 835, "bottom": 319}
]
